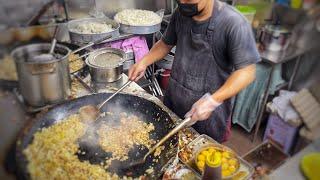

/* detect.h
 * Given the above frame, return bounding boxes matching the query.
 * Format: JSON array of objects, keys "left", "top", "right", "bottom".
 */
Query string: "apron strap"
[
  {"left": 206, "top": 0, "right": 232, "bottom": 73},
  {"left": 207, "top": 0, "right": 225, "bottom": 33}
]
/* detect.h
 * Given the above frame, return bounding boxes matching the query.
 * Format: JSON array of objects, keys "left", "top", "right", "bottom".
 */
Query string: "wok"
[{"left": 15, "top": 93, "right": 178, "bottom": 179}]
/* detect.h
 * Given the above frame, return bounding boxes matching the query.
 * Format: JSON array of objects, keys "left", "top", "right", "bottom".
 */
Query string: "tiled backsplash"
[{"left": 0, "top": 0, "right": 58, "bottom": 27}]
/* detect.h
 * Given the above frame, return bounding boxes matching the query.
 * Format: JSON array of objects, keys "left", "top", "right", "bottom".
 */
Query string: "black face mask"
[{"left": 176, "top": 1, "right": 201, "bottom": 17}]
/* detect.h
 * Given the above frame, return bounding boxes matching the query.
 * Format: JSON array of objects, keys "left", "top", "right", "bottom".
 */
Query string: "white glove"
[{"left": 185, "top": 93, "right": 222, "bottom": 125}]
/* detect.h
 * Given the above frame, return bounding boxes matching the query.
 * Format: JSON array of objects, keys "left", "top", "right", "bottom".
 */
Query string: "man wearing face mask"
[{"left": 128, "top": 0, "right": 260, "bottom": 142}]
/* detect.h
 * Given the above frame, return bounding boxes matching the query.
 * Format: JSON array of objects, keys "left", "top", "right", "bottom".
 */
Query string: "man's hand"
[
  {"left": 128, "top": 39, "right": 173, "bottom": 82},
  {"left": 185, "top": 93, "right": 222, "bottom": 123},
  {"left": 128, "top": 61, "right": 148, "bottom": 81}
]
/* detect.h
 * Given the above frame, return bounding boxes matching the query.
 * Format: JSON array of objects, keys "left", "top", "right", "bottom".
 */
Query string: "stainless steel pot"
[
  {"left": 85, "top": 48, "right": 126, "bottom": 83},
  {"left": 11, "top": 43, "right": 71, "bottom": 107},
  {"left": 259, "top": 25, "right": 292, "bottom": 52}
]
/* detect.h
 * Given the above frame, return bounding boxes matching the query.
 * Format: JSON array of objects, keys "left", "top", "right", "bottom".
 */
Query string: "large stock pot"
[{"left": 11, "top": 43, "right": 71, "bottom": 107}]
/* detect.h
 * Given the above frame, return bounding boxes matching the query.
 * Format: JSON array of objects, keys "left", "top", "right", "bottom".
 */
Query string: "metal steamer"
[{"left": 68, "top": 17, "right": 120, "bottom": 45}]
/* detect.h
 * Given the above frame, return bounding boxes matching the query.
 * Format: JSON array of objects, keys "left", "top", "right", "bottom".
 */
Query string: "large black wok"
[{"left": 15, "top": 93, "right": 178, "bottom": 179}]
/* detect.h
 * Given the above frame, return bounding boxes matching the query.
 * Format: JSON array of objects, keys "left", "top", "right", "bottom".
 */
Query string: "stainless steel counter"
[
  {"left": 260, "top": 45, "right": 306, "bottom": 64},
  {"left": 269, "top": 139, "right": 320, "bottom": 180}
]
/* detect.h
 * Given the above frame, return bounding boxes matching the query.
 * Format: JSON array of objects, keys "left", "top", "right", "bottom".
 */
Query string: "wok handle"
[
  {"left": 92, "top": 34, "right": 113, "bottom": 44},
  {"left": 97, "top": 80, "right": 132, "bottom": 110},
  {"left": 69, "top": 51, "right": 92, "bottom": 63},
  {"left": 72, "top": 42, "right": 94, "bottom": 54},
  {"left": 71, "top": 35, "right": 112, "bottom": 54},
  {"left": 144, "top": 117, "right": 193, "bottom": 160},
  {"left": 73, "top": 74, "right": 96, "bottom": 93}
]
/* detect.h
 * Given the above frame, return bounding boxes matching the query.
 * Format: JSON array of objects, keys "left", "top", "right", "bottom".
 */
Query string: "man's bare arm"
[
  {"left": 140, "top": 39, "right": 173, "bottom": 67},
  {"left": 211, "top": 64, "right": 256, "bottom": 102},
  {"left": 128, "top": 39, "right": 173, "bottom": 81}
]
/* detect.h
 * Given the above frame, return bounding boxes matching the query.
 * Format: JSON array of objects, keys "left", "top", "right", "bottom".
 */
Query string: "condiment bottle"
[{"left": 202, "top": 152, "right": 222, "bottom": 180}]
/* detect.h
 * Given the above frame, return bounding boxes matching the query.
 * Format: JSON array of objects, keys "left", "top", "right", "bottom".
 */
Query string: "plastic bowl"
[{"left": 236, "top": 5, "right": 256, "bottom": 24}]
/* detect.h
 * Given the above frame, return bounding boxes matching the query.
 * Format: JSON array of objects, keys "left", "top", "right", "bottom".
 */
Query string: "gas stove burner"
[
  {"left": 76, "top": 73, "right": 128, "bottom": 94},
  {"left": 91, "top": 74, "right": 127, "bottom": 92}
]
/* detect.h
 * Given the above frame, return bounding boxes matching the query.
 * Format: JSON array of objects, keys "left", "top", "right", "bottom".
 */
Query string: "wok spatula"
[
  {"left": 79, "top": 80, "right": 132, "bottom": 121},
  {"left": 123, "top": 117, "right": 193, "bottom": 169}
]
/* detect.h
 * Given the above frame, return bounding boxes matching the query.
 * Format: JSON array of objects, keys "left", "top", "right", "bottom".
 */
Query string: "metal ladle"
[
  {"left": 49, "top": 27, "right": 58, "bottom": 54},
  {"left": 30, "top": 26, "right": 59, "bottom": 62}
]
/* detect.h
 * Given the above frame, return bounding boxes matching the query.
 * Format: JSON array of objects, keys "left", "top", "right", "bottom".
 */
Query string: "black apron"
[{"left": 164, "top": 1, "right": 232, "bottom": 142}]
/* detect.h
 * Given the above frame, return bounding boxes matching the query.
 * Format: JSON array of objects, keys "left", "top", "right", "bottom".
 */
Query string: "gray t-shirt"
[
  {"left": 162, "top": 3, "right": 260, "bottom": 71},
  {"left": 192, "top": 18, "right": 210, "bottom": 34}
]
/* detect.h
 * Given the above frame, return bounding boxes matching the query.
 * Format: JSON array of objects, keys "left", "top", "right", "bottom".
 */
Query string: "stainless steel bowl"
[
  {"left": 68, "top": 17, "right": 120, "bottom": 45},
  {"left": 85, "top": 48, "right": 126, "bottom": 83}
]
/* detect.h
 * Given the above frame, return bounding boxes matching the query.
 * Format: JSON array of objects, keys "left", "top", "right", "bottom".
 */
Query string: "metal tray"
[
  {"left": 116, "top": 9, "right": 164, "bottom": 35},
  {"left": 162, "top": 157, "right": 201, "bottom": 180},
  {"left": 178, "top": 134, "right": 255, "bottom": 180},
  {"left": 119, "top": 23, "right": 161, "bottom": 35},
  {"left": 242, "top": 140, "right": 288, "bottom": 178},
  {"left": 68, "top": 17, "right": 120, "bottom": 45}
]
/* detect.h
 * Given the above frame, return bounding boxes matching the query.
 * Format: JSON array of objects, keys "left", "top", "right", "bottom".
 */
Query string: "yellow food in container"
[{"left": 195, "top": 145, "right": 240, "bottom": 178}]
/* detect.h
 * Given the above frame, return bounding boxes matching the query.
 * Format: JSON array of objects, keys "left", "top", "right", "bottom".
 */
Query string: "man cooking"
[{"left": 128, "top": 0, "right": 260, "bottom": 142}]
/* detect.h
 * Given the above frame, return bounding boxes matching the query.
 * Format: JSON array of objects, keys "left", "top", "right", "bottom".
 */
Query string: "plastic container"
[
  {"left": 263, "top": 114, "right": 299, "bottom": 154},
  {"left": 291, "top": 0, "right": 302, "bottom": 9},
  {"left": 276, "top": 0, "right": 290, "bottom": 6},
  {"left": 236, "top": 5, "right": 256, "bottom": 25},
  {"left": 203, "top": 153, "right": 222, "bottom": 180}
]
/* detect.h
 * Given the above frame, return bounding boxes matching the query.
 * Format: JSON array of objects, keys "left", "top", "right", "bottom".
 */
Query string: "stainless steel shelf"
[
  {"left": 99, "top": 33, "right": 135, "bottom": 44},
  {"left": 260, "top": 45, "right": 306, "bottom": 64}
]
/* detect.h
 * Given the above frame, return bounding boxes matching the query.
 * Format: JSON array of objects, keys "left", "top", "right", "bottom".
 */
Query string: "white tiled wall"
[{"left": 0, "top": 0, "right": 52, "bottom": 27}]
